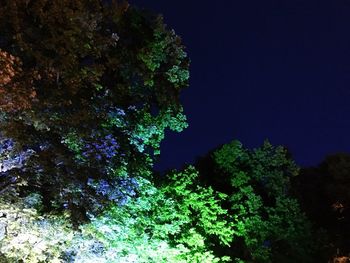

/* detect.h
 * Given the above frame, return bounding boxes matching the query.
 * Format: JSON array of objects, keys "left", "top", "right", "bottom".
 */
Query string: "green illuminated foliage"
[
  {"left": 166, "top": 65, "right": 190, "bottom": 87},
  {"left": 0, "top": 174, "right": 233, "bottom": 262},
  {"left": 85, "top": 171, "right": 232, "bottom": 263},
  {"left": 129, "top": 108, "right": 188, "bottom": 154},
  {"left": 210, "top": 140, "right": 315, "bottom": 262},
  {"left": 161, "top": 166, "right": 233, "bottom": 248},
  {"left": 83, "top": 178, "right": 189, "bottom": 263},
  {"left": 0, "top": 0, "right": 322, "bottom": 262},
  {"left": 61, "top": 131, "right": 85, "bottom": 162}
]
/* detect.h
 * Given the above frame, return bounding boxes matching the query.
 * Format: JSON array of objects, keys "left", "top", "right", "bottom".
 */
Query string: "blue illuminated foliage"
[
  {"left": 0, "top": 137, "right": 34, "bottom": 173},
  {"left": 87, "top": 176, "right": 138, "bottom": 205},
  {"left": 0, "top": 138, "right": 14, "bottom": 154},
  {"left": 82, "top": 134, "right": 120, "bottom": 161}
]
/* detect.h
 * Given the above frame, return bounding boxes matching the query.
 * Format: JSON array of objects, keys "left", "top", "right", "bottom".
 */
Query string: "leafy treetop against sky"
[
  {"left": 0, "top": 1, "right": 341, "bottom": 262},
  {"left": 132, "top": 0, "right": 350, "bottom": 171}
]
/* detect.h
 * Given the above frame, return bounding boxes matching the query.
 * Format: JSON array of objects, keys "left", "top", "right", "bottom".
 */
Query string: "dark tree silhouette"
[{"left": 293, "top": 153, "right": 350, "bottom": 260}]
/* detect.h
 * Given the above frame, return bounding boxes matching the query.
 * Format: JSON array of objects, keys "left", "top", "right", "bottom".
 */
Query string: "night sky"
[{"left": 132, "top": 0, "right": 350, "bottom": 171}]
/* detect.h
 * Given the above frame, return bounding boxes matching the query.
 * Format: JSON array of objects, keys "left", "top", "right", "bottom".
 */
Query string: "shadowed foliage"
[{"left": 0, "top": 0, "right": 189, "bottom": 222}]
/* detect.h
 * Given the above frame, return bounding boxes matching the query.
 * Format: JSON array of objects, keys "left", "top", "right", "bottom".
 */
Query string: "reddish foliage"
[{"left": 0, "top": 49, "right": 37, "bottom": 112}]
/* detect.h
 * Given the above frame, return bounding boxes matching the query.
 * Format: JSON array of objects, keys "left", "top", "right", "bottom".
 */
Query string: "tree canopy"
[
  {"left": 196, "top": 140, "right": 315, "bottom": 262},
  {"left": 0, "top": 0, "right": 189, "bottom": 222},
  {"left": 0, "top": 0, "right": 344, "bottom": 262}
]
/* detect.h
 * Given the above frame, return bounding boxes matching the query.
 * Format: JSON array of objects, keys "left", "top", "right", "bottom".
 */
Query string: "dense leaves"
[
  {"left": 0, "top": 0, "right": 189, "bottom": 220},
  {"left": 197, "top": 140, "right": 315, "bottom": 262},
  {"left": 86, "top": 171, "right": 232, "bottom": 263},
  {"left": 0, "top": 139, "right": 318, "bottom": 262},
  {"left": 0, "top": 172, "right": 230, "bottom": 262},
  {"left": 0, "top": 0, "right": 341, "bottom": 262}
]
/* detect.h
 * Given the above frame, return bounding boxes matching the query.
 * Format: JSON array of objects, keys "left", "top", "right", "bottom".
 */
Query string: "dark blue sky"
[{"left": 132, "top": 0, "right": 350, "bottom": 171}]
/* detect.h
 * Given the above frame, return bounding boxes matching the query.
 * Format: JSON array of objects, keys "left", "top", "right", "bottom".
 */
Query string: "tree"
[
  {"left": 293, "top": 153, "right": 350, "bottom": 261},
  {"left": 0, "top": 0, "right": 189, "bottom": 222},
  {"left": 196, "top": 140, "right": 315, "bottom": 262},
  {"left": 86, "top": 168, "right": 232, "bottom": 263},
  {"left": 0, "top": 168, "right": 231, "bottom": 262}
]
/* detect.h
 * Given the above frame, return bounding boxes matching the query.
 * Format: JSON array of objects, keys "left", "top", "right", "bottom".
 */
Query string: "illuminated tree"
[
  {"left": 197, "top": 140, "right": 315, "bottom": 262},
  {"left": 0, "top": 0, "right": 189, "bottom": 222},
  {"left": 0, "top": 171, "right": 231, "bottom": 262},
  {"left": 0, "top": 0, "right": 323, "bottom": 262},
  {"left": 158, "top": 166, "right": 233, "bottom": 262}
]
